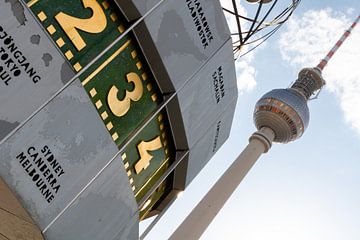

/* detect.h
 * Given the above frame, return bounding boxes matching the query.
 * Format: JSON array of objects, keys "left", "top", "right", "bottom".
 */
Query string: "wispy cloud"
[
  {"left": 220, "top": 0, "right": 259, "bottom": 93},
  {"left": 279, "top": 9, "right": 360, "bottom": 136},
  {"left": 234, "top": 51, "right": 258, "bottom": 93}
]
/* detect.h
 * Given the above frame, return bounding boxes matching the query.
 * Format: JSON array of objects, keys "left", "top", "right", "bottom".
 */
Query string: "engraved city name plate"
[
  {"left": 182, "top": 98, "right": 237, "bottom": 187},
  {"left": 43, "top": 158, "right": 138, "bottom": 240},
  {"left": 114, "top": 0, "right": 163, "bottom": 21},
  {"left": 138, "top": 0, "right": 231, "bottom": 91},
  {"left": 0, "top": 80, "right": 122, "bottom": 229},
  {"left": 177, "top": 40, "right": 238, "bottom": 147},
  {"left": 0, "top": 1, "right": 75, "bottom": 141}
]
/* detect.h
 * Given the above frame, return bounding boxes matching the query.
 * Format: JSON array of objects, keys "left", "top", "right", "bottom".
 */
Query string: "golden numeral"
[
  {"left": 107, "top": 72, "right": 143, "bottom": 117},
  {"left": 55, "top": 0, "right": 107, "bottom": 51},
  {"left": 135, "top": 136, "right": 162, "bottom": 174}
]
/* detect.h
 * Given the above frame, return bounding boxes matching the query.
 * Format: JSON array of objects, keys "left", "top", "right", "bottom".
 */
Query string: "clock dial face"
[
  {"left": 25, "top": 0, "right": 176, "bottom": 220},
  {"left": 26, "top": 0, "right": 127, "bottom": 72}
]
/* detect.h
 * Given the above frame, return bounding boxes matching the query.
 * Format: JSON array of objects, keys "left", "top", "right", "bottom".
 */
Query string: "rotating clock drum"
[{"left": 0, "top": 0, "right": 237, "bottom": 239}]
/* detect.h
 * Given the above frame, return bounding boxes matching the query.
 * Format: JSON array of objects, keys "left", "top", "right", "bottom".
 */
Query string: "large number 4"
[
  {"left": 55, "top": 0, "right": 107, "bottom": 51},
  {"left": 135, "top": 136, "right": 163, "bottom": 174}
]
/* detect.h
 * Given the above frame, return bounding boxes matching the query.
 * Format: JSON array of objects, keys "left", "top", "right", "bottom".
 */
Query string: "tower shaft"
[
  {"left": 169, "top": 127, "right": 275, "bottom": 240},
  {"left": 317, "top": 15, "right": 360, "bottom": 71}
]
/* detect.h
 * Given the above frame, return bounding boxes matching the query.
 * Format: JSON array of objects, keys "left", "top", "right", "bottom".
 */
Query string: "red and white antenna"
[
  {"left": 317, "top": 15, "right": 360, "bottom": 71},
  {"left": 291, "top": 15, "right": 360, "bottom": 101}
]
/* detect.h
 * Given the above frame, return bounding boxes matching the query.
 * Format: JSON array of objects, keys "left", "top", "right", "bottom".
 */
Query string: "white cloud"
[
  {"left": 279, "top": 9, "right": 360, "bottom": 135},
  {"left": 220, "top": 0, "right": 259, "bottom": 93},
  {"left": 235, "top": 50, "right": 258, "bottom": 93}
]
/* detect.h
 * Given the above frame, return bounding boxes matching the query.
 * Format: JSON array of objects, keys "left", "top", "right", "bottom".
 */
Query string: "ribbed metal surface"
[
  {"left": 0, "top": 80, "right": 137, "bottom": 230},
  {"left": 142, "top": 0, "right": 230, "bottom": 91},
  {"left": 254, "top": 88, "right": 309, "bottom": 143},
  {"left": 292, "top": 68, "right": 325, "bottom": 99},
  {"left": 0, "top": 1, "right": 74, "bottom": 141},
  {"left": 260, "top": 89, "right": 309, "bottom": 128},
  {"left": 254, "top": 110, "right": 293, "bottom": 143}
]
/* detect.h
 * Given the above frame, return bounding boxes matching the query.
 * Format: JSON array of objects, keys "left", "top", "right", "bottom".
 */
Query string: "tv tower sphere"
[{"left": 253, "top": 67, "right": 325, "bottom": 143}]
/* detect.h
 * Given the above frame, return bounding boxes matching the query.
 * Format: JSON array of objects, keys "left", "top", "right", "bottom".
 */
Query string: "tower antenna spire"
[{"left": 317, "top": 15, "right": 360, "bottom": 71}]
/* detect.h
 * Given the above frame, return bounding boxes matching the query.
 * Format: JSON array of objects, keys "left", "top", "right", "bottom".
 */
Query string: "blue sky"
[{"left": 141, "top": 1, "right": 360, "bottom": 239}]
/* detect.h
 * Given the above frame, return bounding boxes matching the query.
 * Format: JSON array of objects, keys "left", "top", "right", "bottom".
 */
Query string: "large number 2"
[
  {"left": 107, "top": 72, "right": 143, "bottom": 117},
  {"left": 55, "top": 0, "right": 107, "bottom": 51},
  {"left": 135, "top": 136, "right": 163, "bottom": 174}
]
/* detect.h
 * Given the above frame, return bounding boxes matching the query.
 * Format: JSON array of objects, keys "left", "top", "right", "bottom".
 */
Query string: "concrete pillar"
[
  {"left": 169, "top": 127, "right": 275, "bottom": 240},
  {"left": 0, "top": 178, "right": 43, "bottom": 240}
]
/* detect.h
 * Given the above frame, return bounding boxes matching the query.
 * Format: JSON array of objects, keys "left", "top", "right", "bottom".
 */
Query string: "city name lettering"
[
  {"left": 0, "top": 25, "right": 41, "bottom": 86},
  {"left": 16, "top": 145, "right": 65, "bottom": 204},
  {"left": 213, "top": 66, "right": 225, "bottom": 104},
  {"left": 186, "top": 0, "right": 214, "bottom": 49}
]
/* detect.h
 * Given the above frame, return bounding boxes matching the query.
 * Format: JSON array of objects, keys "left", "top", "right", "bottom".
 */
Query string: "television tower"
[{"left": 170, "top": 15, "right": 360, "bottom": 240}]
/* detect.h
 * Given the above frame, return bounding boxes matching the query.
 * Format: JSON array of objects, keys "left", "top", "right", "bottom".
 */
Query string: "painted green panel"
[
  {"left": 25, "top": 0, "right": 127, "bottom": 72},
  {"left": 75, "top": 26, "right": 175, "bottom": 218},
  {"left": 120, "top": 112, "right": 175, "bottom": 201},
  {"left": 139, "top": 177, "right": 171, "bottom": 220},
  {"left": 120, "top": 112, "right": 175, "bottom": 220},
  {"left": 79, "top": 38, "right": 161, "bottom": 146}
]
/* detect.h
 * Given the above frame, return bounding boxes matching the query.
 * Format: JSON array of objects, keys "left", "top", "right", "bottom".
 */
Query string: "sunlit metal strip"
[
  {"left": 82, "top": 40, "right": 131, "bottom": 86},
  {"left": 139, "top": 190, "right": 180, "bottom": 240},
  {"left": 135, "top": 158, "right": 170, "bottom": 198},
  {"left": 27, "top": 0, "right": 40, "bottom": 8},
  {"left": 138, "top": 150, "right": 189, "bottom": 209}
]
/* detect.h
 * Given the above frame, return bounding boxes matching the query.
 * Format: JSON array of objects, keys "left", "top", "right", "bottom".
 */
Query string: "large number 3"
[
  {"left": 55, "top": 0, "right": 107, "bottom": 51},
  {"left": 107, "top": 72, "right": 144, "bottom": 117}
]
